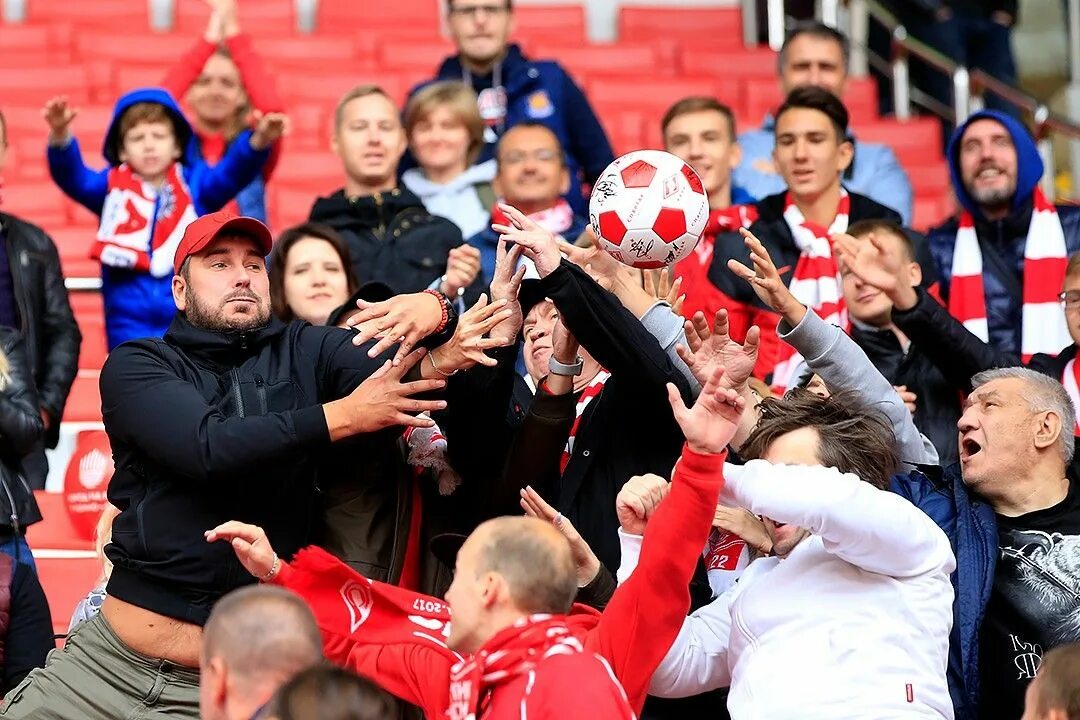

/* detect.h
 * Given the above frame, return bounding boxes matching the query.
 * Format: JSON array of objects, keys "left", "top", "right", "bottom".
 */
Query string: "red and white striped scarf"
[
  {"left": 560, "top": 370, "right": 612, "bottom": 474},
  {"left": 772, "top": 190, "right": 850, "bottom": 391},
  {"left": 948, "top": 187, "right": 1070, "bottom": 361},
  {"left": 1060, "top": 357, "right": 1080, "bottom": 434}
]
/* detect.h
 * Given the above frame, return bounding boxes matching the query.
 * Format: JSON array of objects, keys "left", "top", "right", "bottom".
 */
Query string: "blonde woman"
[{"left": 402, "top": 81, "right": 497, "bottom": 239}]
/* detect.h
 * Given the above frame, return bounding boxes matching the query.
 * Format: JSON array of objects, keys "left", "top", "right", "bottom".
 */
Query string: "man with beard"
[
  {"left": 921, "top": 110, "right": 1080, "bottom": 358},
  {"left": 0, "top": 211, "right": 484, "bottom": 720}
]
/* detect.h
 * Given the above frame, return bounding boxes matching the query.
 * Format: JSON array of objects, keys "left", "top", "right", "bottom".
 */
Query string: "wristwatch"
[{"left": 549, "top": 355, "right": 584, "bottom": 376}]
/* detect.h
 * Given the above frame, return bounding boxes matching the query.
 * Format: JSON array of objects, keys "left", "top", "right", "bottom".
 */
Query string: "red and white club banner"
[{"left": 63, "top": 430, "right": 114, "bottom": 541}]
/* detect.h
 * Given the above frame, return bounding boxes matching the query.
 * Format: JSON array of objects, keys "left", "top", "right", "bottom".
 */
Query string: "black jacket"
[
  {"left": 309, "top": 187, "right": 484, "bottom": 301},
  {"left": 0, "top": 328, "right": 44, "bottom": 535},
  {"left": 891, "top": 286, "right": 1071, "bottom": 389},
  {"left": 0, "top": 213, "right": 81, "bottom": 453},
  {"left": 0, "top": 554, "right": 54, "bottom": 695},
  {"left": 100, "top": 314, "right": 389, "bottom": 625},
  {"left": 851, "top": 324, "right": 962, "bottom": 464}
]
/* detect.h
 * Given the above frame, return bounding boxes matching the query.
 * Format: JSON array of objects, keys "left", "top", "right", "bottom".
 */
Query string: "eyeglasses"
[
  {"left": 1060, "top": 291, "right": 1080, "bottom": 309},
  {"left": 449, "top": 3, "right": 511, "bottom": 19},
  {"left": 499, "top": 148, "right": 561, "bottom": 165}
]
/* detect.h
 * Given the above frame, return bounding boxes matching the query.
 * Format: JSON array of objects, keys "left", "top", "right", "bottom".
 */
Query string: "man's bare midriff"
[{"left": 101, "top": 595, "right": 203, "bottom": 669}]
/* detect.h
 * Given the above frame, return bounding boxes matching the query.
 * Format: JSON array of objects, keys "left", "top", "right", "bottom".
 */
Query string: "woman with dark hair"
[
  {"left": 269, "top": 223, "right": 357, "bottom": 325},
  {"left": 161, "top": 0, "right": 284, "bottom": 222},
  {"left": 265, "top": 665, "right": 397, "bottom": 720}
]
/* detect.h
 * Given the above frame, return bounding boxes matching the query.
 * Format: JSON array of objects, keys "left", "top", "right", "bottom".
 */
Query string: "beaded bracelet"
[{"left": 422, "top": 289, "right": 450, "bottom": 333}]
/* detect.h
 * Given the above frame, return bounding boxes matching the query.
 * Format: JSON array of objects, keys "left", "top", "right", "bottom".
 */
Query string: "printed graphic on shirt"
[{"left": 998, "top": 529, "right": 1080, "bottom": 648}]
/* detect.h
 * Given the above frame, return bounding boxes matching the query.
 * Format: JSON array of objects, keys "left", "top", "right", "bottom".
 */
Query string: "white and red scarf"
[
  {"left": 560, "top": 370, "right": 612, "bottom": 473},
  {"left": 702, "top": 527, "right": 751, "bottom": 597},
  {"left": 948, "top": 187, "right": 1070, "bottom": 361},
  {"left": 772, "top": 190, "right": 850, "bottom": 391},
  {"left": 492, "top": 199, "right": 576, "bottom": 280},
  {"left": 93, "top": 163, "right": 198, "bottom": 278},
  {"left": 448, "top": 615, "right": 585, "bottom": 720},
  {"left": 690, "top": 204, "right": 760, "bottom": 269},
  {"left": 1060, "top": 357, "right": 1080, "bottom": 434}
]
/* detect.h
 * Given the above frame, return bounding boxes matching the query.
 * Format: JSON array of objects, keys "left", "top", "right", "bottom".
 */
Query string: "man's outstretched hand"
[
  {"left": 667, "top": 366, "right": 747, "bottom": 455},
  {"left": 676, "top": 308, "right": 759, "bottom": 391},
  {"left": 206, "top": 521, "right": 276, "bottom": 579}
]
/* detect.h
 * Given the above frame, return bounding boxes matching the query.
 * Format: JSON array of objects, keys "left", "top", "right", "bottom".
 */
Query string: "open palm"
[
  {"left": 833, "top": 232, "right": 898, "bottom": 294},
  {"left": 677, "top": 308, "right": 759, "bottom": 391},
  {"left": 667, "top": 366, "right": 747, "bottom": 454}
]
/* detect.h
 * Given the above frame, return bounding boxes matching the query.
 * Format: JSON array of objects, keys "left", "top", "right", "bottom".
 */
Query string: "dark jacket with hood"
[
  {"left": 922, "top": 109, "right": 1080, "bottom": 357},
  {"left": 309, "top": 187, "right": 485, "bottom": 302},
  {"left": 99, "top": 314, "right": 391, "bottom": 625},
  {"left": 46, "top": 87, "right": 270, "bottom": 349},
  {"left": 411, "top": 44, "right": 614, "bottom": 215},
  {"left": 0, "top": 213, "right": 81, "bottom": 457},
  {"left": 0, "top": 328, "right": 45, "bottom": 537}
]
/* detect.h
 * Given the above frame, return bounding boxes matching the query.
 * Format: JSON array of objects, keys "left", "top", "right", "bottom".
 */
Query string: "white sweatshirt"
[
  {"left": 401, "top": 159, "right": 497, "bottom": 239},
  {"left": 621, "top": 461, "right": 956, "bottom": 719}
]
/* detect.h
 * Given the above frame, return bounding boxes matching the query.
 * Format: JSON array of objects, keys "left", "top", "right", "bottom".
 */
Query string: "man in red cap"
[{"left": 0, "top": 211, "right": 499, "bottom": 720}]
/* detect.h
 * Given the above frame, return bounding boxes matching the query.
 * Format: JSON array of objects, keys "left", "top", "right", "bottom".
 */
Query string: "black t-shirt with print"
[{"left": 978, "top": 480, "right": 1080, "bottom": 719}]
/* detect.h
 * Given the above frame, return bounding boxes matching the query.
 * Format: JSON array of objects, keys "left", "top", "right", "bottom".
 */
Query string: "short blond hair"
[
  {"left": 334, "top": 84, "right": 393, "bottom": 132},
  {"left": 404, "top": 81, "right": 484, "bottom": 165}
]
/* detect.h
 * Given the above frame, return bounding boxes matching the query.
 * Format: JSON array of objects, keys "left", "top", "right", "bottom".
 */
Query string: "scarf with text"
[
  {"left": 948, "top": 187, "right": 1070, "bottom": 361},
  {"left": 560, "top": 370, "right": 612, "bottom": 473},
  {"left": 772, "top": 190, "right": 850, "bottom": 391},
  {"left": 93, "top": 163, "right": 198, "bottom": 277}
]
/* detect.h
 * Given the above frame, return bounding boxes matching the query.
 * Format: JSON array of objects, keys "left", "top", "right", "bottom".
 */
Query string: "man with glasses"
[
  {"left": 919, "top": 109, "right": 1080, "bottom": 359},
  {"left": 414, "top": 0, "right": 614, "bottom": 215},
  {"left": 466, "top": 122, "right": 587, "bottom": 282}
]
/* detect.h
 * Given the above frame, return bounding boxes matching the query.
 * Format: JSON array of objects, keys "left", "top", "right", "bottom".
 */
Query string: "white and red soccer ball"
[{"left": 589, "top": 150, "right": 709, "bottom": 269}]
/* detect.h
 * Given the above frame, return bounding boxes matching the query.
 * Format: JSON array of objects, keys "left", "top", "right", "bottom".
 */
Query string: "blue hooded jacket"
[
  {"left": 922, "top": 109, "right": 1080, "bottom": 355},
  {"left": 46, "top": 87, "right": 271, "bottom": 350}
]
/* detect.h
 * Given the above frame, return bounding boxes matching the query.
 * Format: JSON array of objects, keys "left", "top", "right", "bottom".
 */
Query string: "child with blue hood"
[{"left": 44, "top": 88, "right": 286, "bottom": 349}]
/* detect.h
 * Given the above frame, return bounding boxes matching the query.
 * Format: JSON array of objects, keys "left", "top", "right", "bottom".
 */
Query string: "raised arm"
[
  {"left": 44, "top": 96, "right": 108, "bottom": 215},
  {"left": 721, "top": 460, "right": 955, "bottom": 577},
  {"left": 189, "top": 123, "right": 275, "bottom": 212}
]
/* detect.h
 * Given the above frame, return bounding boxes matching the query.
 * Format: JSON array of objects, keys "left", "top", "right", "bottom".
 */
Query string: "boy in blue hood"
[
  {"left": 44, "top": 88, "right": 286, "bottom": 349},
  {"left": 921, "top": 109, "right": 1080, "bottom": 359}
]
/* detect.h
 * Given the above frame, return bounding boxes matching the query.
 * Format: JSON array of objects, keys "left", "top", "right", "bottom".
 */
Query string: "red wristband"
[{"left": 423, "top": 289, "right": 449, "bottom": 333}]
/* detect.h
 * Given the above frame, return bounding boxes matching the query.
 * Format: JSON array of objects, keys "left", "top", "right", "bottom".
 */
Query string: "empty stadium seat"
[
  {"left": 529, "top": 43, "right": 665, "bottom": 80},
  {"left": 28, "top": 0, "right": 150, "bottom": 29},
  {"left": 277, "top": 71, "right": 408, "bottom": 106},
  {"left": 316, "top": 0, "right": 441, "bottom": 35},
  {"left": 113, "top": 66, "right": 170, "bottom": 95},
  {"left": 63, "top": 372, "right": 102, "bottom": 423},
  {"left": 272, "top": 186, "right": 326, "bottom": 233},
  {"left": 0, "top": 66, "right": 94, "bottom": 105},
  {"left": 514, "top": 4, "right": 587, "bottom": 45},
  {"left": 618, "top": 6, "right": 743, "bottom": 46},
  {"left": 587, "top": 76, "right": 744, "bottom": 124},
  {"left": 3, "top": 181, "right": 69, "bottom": 228},
  {"left": 853, "top": 117, "right": 944, "bottom": 164},
  {"left": 742, "top": 76, "right": 879, "bottom": 124},
  {"left": 255, "top": 35, "right": 363, "bottom": 69},
  {"left": 376, "top": 38, "right": 458, "bottom": 74},
  {"left": 904, "top": 162, "right": 951, "bottom": 199},
  {"left": 683, "top": 46, "right": 780, "bottom": 78},
  {"left": 173, "top": 0, "right": 298, "bottom": 36},
  {"left": 74, "top": 32, "right": 195, "bottom": 66},
  {"left": 275, "top": 150, "right": 342, "bottom": 184}
]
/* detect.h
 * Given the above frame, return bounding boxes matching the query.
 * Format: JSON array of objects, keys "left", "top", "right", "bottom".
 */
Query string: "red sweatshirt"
[
  {"left": 270, "top": 444, "right": 727, "bottom": 719},
  {"left": 161, "top": 34, "right": 284, "bottom": 181}
]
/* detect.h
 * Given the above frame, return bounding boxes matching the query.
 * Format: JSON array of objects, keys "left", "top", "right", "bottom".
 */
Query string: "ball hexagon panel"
[
  {"left": 653, "top": 207, "right": 688, "bottom": 244},
  {"left": 620, "top": 159, "right": 657, "bottom": 189},
  {"left": 597, "top": 210, "right": 628, "bottom": 246},
  {"left": 681, "top": 163, "right": 705, "bottom": 195}
]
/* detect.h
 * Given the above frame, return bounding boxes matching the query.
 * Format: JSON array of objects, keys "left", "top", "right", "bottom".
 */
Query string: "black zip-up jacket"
[
  {"left": 0, "top": 327, "right": 45, "bottom": 536},
  {"left": 0, "top": 213, "right": 81, "bottom": 454},
  {"left": 309, "top": 187, "right": 485, "bottom": 301},
  {"left": 100, "top": 314, "right": 390, "bottom": 625}
]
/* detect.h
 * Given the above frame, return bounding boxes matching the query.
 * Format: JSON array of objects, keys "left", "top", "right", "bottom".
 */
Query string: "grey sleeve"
[
  {"left": 640, "top": 301, "right": 701, "bottom": 397},
  {"left": 777, "top": 308, "right": 938, "bottom": 467}
]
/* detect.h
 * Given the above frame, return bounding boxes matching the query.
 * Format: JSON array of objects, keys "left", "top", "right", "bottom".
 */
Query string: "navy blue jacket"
[
  {"left": 413, "top": 44, "right": 614, "bottom": 215},
  {"left": 891, "top": 467, "right": 998, "bottom": 720},
  {"left": 921, "top": 109, "right": 1080, "bottom": 356}
]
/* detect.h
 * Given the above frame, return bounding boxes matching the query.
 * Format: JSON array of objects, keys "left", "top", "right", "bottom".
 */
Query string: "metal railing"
[{"left": 749, "top": 0, "right": 1080, "bottom": 199}]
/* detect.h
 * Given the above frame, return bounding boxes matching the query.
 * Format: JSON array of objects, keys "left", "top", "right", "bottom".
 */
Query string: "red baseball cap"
[{"left": 173, "top": 211, "right": 274, "bottom": 275}]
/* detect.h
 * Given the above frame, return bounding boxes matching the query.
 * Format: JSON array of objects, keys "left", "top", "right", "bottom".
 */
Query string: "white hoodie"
[
  {"left": 620, "top": 461, "right": 956, "bottom": 719},
  {"left": 401, "top": 160, "right": 497, "bottom": 240}
]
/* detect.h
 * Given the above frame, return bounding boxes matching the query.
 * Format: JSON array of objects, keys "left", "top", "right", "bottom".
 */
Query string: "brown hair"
[
  {"left": 1032, "top": 643, "right": 1080, "bottom": 719},
  {"left": 118, "top": 102, "right": 177, "bottom": 139},
  {"left": 775, "top": 85, "right": 851, "bottom": 144},
  {"left": 404, "top": 81, "right": 484, "bottom": 166},
  {"left": 846, "top": 219, "right": 916, "bottom": 262},
  {"left": 334, "top": 84, "right": 393, "bottom": 133},
  {"left": 661, "top": 96, "right": 738, "bottom": 142},
  {"left": 269, "top": 223, "right": 358, "bottom": 322},
  {"left": 267, "top": 664, "right": 398, "bottom": 720},
  {"left": 741, "top": 388, "right": 898, "bottom": 490}
]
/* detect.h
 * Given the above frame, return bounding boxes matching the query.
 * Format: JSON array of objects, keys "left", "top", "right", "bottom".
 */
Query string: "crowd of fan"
[{"left": 0, "top": 0, "right": 1076, "bottom": 718}]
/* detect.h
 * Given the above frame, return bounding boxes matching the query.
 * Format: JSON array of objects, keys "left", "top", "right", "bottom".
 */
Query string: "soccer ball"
[{"left": 589, "top": 150, "right": 709, "bottom": 269}]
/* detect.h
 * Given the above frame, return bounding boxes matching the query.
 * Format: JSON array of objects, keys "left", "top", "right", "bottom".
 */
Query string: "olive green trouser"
[{"left": 0, "top": 611, "right": 200, "bottom": 720}]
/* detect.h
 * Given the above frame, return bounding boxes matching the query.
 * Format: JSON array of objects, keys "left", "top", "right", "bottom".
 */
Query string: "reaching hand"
[
  {"left": 348, "top": 291, "right": 444, "bottom": 364},
  {"left": 441, "top": 245, "right": 482, "bottom": 298},
  {"left": 205, "top": 521, "right": 277, "bottom": 579},
  {"left": 676, "top": 309, "right": 759, "bottom": 391},
  {"left": 487, "top": 239, "right": 527, "bottom": 343},
  {"left": 894, "top": 384, "right": 918, "bottom": 415},
  {"left": 338, "top": 349, "right": 448, "bottom": 432},
  {"left": 558, "top": 229, "right": 637, "bottom": 292},
  {"left": 492, "top": 203, "right": 562, "bottom": 277},
  {"left": 712, "top": 506, "right": 773, "bottom": 556},
  {"left": 833, "top": 232, "right": 918, "bottom": 311},
  {"left": 727, "top": 228, "right": 804, "bottom": 324},
  {"left": 644, "top": 267, "right": 685, "bottom": 316},
  {"left": 615, "top": 474, "right": 671, "bottom": 536},
  {"left": 250, "top": 111, "right": 289, "bottom": 150},
  {"left": 429, "top": 294, "right": 514, "bottom": 373},
  {"left": 520, "top": 486, "right": 602, "bottom": 587},
  {"left": 42, "top": 97, "right": 78, "bottom": 141},
  {"left": 667, "top": 366, "right": 747, "bottom": 455}
]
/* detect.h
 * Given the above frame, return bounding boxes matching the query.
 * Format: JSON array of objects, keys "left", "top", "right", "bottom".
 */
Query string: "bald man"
[
  {"left": 1021, "top": 644, "right": 1080, "bottom": 720},
  {"left": 199, "top": 585, "right": 323, "bottom": 720}
]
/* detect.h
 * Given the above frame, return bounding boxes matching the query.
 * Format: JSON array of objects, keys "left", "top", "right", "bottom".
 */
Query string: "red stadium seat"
[
  {"left": 376, "top": 38, "right": 458, "bottom": 74},
  {"left": 275, "top": 151, "right": 342, "bottom": 184},
  {"left": 529, "top": 43, "right": 665, "bottom": 80},
  {"left": 853, "top": 117, "right": 944, "bottom": 164},
  {"left": 74, "top": 33, "right": 195, "bottom": 66},
  {"left": 618, "top": 6, "right": 743, "bottom": 46},
  {"left": 277, "top": 71, "right": 408, "bottom": 106},
  {"left": 0, "top": 66, "right": 94, "bottom": 105},
  {"left": 3, "top": 181, "right": 69, "bottom": 229},
  {"left": 742, "top": 76, "right": 879, "bottom": 125},
  {"left": 587, "top": 76, "right": 744, "bottom": 124},
  {"left": 683, "top": 46, "right": 780, "bottom": 78},
  {"left": 255, "top": 36, "right": 363, "bottom": 67},
  {"left": 316, "top": 0, "right": 441, "bottom": 35},
  {"left": 904, "top": 162, "right": 951, "bottom": 199},
  {"left": 605, "top": 111, "right": 649, "bottom": 155},
  {"left": 514, "top": 5, "right": 587, "bottom": 45},
  {"left": 114, "top": 66, "right": 170, "bottom": 95},
  {"left": 29, "top": 0, "right": 150, "bottom": 29},
  {"left": 62, "top": 372, "right": 102, "bottom": 423},
  {"left": 287, "top": 104, "right": 330, "bottom": 151},
  {"left": 913, "top": 195, "right": 955, "bottom": 232},
  {"left": 173, "top": 0, "right": 298, "bottom": 36},
  {"left": 1, "top": 105, "right": 112, "bottom": 141},
  {"left": 68, "top": 291, "right": 107, "bottom": 369},
  {"left": 272, "top": 185, "right": 327, "bottom": 233},
  {"left": 0, "top": 23, "right": 74, "bottom": 63}
]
